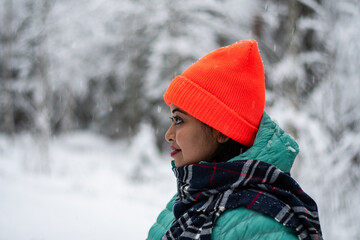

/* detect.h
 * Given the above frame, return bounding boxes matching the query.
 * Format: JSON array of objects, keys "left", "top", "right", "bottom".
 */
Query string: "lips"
[{"left": 170, "top": 146, "right": 181, "bottom": 157}]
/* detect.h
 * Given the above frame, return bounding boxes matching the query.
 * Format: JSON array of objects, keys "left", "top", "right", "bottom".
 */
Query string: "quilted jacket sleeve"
[
  {"left": 147, "top": 195, "right": 176, "bottom": 240},
  {"left": 212, "top": 207, "right": 298, "bottom": 240},
  {"left": 147, "top": 195, "right": 298, "bottom": 240}
]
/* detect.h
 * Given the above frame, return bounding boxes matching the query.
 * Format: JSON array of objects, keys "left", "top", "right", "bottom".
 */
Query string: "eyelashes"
[{"left": 169, "top": 116, "right": 183, "bottom": 125}]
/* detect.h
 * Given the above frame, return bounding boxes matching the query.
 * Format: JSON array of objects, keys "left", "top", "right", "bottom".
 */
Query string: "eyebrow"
[{"left": 172, "top": 108, "right": 188, "bottom": 115}]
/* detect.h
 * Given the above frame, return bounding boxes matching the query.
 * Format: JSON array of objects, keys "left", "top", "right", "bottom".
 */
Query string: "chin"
[
  {"left": 174, "top": 160, "right": 182, "bottom": 167},
  {"left": 174, "top": 158, "right": 185, "bottom": 167}
]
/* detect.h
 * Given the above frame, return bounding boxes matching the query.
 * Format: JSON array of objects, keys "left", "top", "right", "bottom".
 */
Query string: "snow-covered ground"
[{"left": 0, "top": 125, "right": 175, "bottom": 240}]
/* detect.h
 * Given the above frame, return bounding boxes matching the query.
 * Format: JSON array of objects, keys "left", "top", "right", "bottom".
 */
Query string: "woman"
[{"left": 147, "top": 40, "right": 322, "bottom": 240}]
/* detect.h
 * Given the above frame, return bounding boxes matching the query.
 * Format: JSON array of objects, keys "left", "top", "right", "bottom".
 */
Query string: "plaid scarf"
[{"left": 162, "top": 160, "right": 322, "bottom": 240}]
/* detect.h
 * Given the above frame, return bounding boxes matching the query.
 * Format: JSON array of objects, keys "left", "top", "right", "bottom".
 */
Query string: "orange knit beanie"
[{"left": 163, "top": 39, "right": 265, "bottom": 146}]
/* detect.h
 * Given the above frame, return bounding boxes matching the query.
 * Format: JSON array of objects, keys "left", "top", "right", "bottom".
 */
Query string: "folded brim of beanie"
[{"left": 164, "top": 75, "right": 258, "bottom": 146}]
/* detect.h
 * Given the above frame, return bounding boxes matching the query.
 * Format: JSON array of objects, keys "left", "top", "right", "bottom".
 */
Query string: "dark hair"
[
  {"left": 208, "top": 138, "right": 248, "bottom": 163},
  {"left": 202, "top": 123, "right": 249, "bottom": 163}
]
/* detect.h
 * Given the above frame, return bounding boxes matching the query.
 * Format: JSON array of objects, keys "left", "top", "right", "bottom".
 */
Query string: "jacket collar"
[{"left": 229, "top": 112, "right": 299, "bottom": 173}]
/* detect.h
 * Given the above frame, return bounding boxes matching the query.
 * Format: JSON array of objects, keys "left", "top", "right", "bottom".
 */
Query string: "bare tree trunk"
[
  {"left": 59, "top": 83, "right": 74, "bottom": 133},
  {"left": 287, "top": 0, "right": 301, "bottom": 109},
  {"left": 1, "top": 0, "right": 15, "bottom": 136},
  {"left": 33, "top": 0, "right": 52, "bottom": 173}
]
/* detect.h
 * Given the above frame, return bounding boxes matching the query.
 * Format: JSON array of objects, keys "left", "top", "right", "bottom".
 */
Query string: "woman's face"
[{"left": 165, "top": 104, "right": 220, "bottom": 167}]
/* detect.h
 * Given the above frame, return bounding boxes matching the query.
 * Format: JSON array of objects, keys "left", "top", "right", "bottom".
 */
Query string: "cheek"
[
  {"left": 176, "top": 130, "right": 192, "bottom": 150},
  {"left": 176, "top": 131, "right": 190, "bottom": 150},
  {"left": 175, "top": 131, "right": 183, "bottom": 143},
  {"left": 196, "top": 130, "right": 218, "bottom": 157},
  {"left": 178, "top": 129, "right": 212, "bottom": 155}
]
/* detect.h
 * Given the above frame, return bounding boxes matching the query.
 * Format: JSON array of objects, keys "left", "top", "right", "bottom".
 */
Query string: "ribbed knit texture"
[{"left": 164, "top": 40, "right": 265, "bottom": 146}]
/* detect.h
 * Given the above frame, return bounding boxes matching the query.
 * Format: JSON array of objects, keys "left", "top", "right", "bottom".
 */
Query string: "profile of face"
[{"left": 165, "top": 104, "right": 228, "bottom": 167}]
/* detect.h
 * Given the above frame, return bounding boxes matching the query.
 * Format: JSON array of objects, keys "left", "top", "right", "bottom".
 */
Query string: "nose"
[{"left": 165, "top": 124, "right": 175, "bottom": 142}]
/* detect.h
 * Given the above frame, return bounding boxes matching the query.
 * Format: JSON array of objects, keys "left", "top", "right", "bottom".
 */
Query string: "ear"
[{"left": 216, "top": 131, "right": 229, "bottom": 143}]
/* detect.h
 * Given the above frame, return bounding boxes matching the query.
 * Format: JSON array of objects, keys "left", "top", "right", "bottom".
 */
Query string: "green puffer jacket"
[{"left": 147, "top": 112, "right": 299, "bottom": 240}]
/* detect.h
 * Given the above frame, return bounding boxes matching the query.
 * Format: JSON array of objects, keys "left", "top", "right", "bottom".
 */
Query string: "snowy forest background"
[{"left": 0, "top": 0, "right": 359, "bottom": 239}]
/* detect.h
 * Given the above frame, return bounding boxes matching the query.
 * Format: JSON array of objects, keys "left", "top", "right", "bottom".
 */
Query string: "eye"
[{"left": 169, "top": 116, "right": 183, "bottom": 125}]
